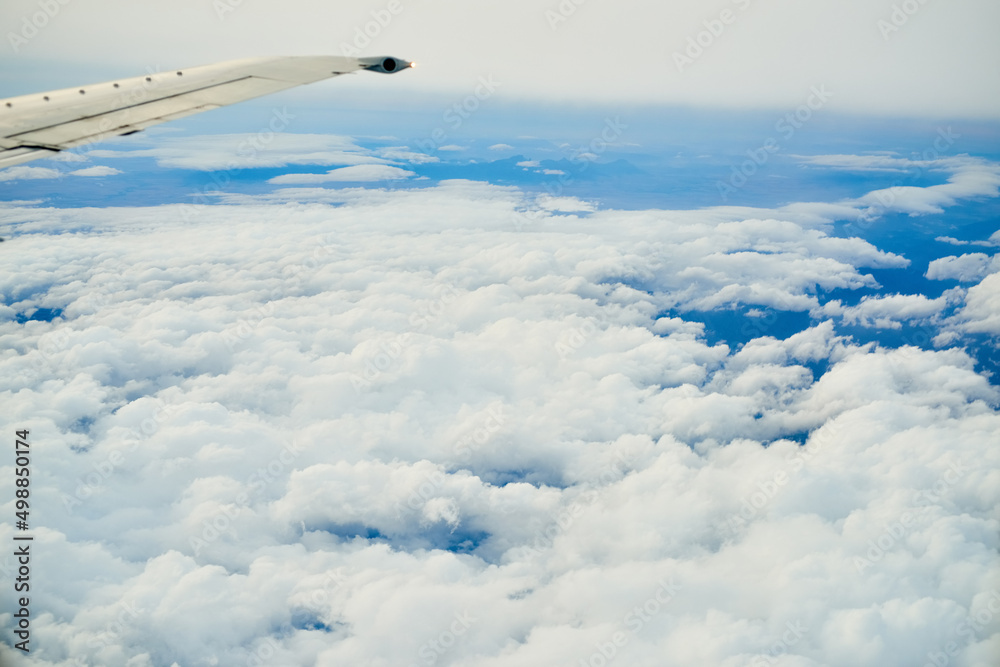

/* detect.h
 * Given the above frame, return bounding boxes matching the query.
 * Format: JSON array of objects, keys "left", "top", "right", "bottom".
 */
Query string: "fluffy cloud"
[
  {"left": 846, "top": 157, "right": 1000, "bottom": 217},
  {"left": 947, "top": 272, "right": 1000, "bottom": 336},
  {"left": 376, "top": 147, "right": 441, "bottom": 165},
  {"left": 0, "top": 166, "right": 61, "bottom": 181},
  {"left": 0, "top": 166, "right": 997, "bottom": 666},
  {"left": 88, "top": 134, "right": 388, "bottom": 171},
  {"left": 935, "top": 235, "right": 998, "bottom": 248},
  {"left": 50, "top": 152, "right": 89, "bottom": 164},
  {"left": 795, "top": 153, "right": 928, "bottom": 173},
  {"left": 794, "top": 155, "right": 1000, "bottom": 220},
  {"left": 815, "top": 293, "right": 953, "bottom": 330},
  {"left": 69, "top": 166, "right": 124, "bottom": 178},
  {"left": 926, "top": 253, "right": 1000, "bottom": 282}
]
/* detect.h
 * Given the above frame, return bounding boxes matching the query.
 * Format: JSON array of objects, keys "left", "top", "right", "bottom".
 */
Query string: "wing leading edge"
[{"left": 0, "top": 55, "right": 412, "bottom": 168}]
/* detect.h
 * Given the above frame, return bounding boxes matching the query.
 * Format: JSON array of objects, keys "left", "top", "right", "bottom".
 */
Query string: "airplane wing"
[{"left": 0, "top": 55, "right": 412, "bottom": 168}]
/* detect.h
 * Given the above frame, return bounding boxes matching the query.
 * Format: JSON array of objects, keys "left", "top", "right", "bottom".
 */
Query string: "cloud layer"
[
  {"left": 0, "top": 162, "right": 998, "bottom": 666},
  {"left": 269, "top": 164, "right": 416, "bottom": 184}
]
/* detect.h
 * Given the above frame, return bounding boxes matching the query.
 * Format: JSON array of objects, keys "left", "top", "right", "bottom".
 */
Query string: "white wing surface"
[{"left": 0, "top": 55, "right": 411, "bottom": 168}]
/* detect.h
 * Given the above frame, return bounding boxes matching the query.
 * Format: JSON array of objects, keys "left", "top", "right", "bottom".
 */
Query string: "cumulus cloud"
[
  {"left": 69, "top": 166, "right": 124, "bottom": 178},
  {"left": 849, "top": 157, "right": 1000, "bottom": 217},
  {"left": 50, "top": 152, "right": 89, "bottom": 163},
  {"left": 795, "top": 153, "right": 919, "bottom": 173},
  {"left": 789, "top": 156, "right": 1000, "bottom": 222},
  {"left": 815, "top": 293, "right": 952, "bottom": 330},
  {"left": 926, "top": 253, "right": 1000, "bottom": 282},
  {"left": 935, "top": 235, "right": 998, "bottom": 248},
  {"left": 0, "top": 164, "right": 998, "bottom": 667},
  {"left": 267, "top": 165, "right": 416, "bottom": 184},
  {"left": 488, "top": 144, "right": 514, "bottom": 151},
  {"left": 947, "top": 272, "right": 1000, "bottom": 335},
  {"left": 88, "top": 134, "right": 388, "bottom": 171},
  {"left": 0, "top": 166, "right": 61, "bottom": 181},
  {"left": 375, "top": 147, "right": 440, "bottom": 165}
]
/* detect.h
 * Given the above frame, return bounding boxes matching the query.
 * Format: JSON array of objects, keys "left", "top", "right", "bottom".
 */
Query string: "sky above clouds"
[{"left": 1, "top": 0, "right": 999, "bottom": 118}]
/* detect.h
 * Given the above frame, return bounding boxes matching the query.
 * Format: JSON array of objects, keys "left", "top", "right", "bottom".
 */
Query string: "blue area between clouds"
[
  {"left": 305, "top": 521, "right": 490, "bottom": 555},
  {"left": 14, "top": 306, "right": 63, "bottom": 323}
]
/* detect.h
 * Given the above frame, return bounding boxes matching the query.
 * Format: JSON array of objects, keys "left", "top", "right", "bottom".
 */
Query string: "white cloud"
[
  {"left": 488, "top": 144, "right": 514, "bottom": 151},
  {"left": 88, "top": 134, "right": 387, "bottom": 171},
  {"left": 438, "top": 145, "right": 467, "bottom": 152},
  {"left": 50, "top": 152, "right": 90, "bottom": 163},
  {"left": 947, "top": 272, "right": 1000, "bottom": 335},
  {"left": 0, "top": 166, "right": 61, "bottom": 181},
  {"left": 70, "top": 166, "right": 124, "bottom": 177},
  {"left": 375, "top": 146, "right": 440, "bottom": 164},
  {"left": 851, "top": 157, "right": 1000, "bottom": 217},
  {"left": 926, "top": 253, "right": 1000, "bottom": 282},
  {"left": 795, "top": 153, "right": 918, "bottom": 173},
  {"left": 0, "top": 163, "right": 998, "bottom": 666},
  {"left": 816, "top": 293, "right": 951, "bottom": 329},
  {"left": 267, "top": 165, "right": 416, "bottom": 184},
  {"left": 932, "top": 236, "right": 999, "bottom": 248}
]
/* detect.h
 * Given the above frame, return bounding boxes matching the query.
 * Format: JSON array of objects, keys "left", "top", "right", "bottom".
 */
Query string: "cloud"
[
  {"left": 50, "top": 152, "right": 90, "bottom": 163},
  {"left": 815, "top": 293, "right": 951, "bottom": 329},
  {"left": 70, "top": 166, "right": 124, "bottom": 177},
  {"left": 375, "top": 147, "right": 440, "bottom": 164},
  {"left": 0, "top": 162, "right": 998, "bottom": 666},
  {"left": 947, "top": 272, "right": 1000, "bottom": 335},
  {"left": 488, "top": 144, "right": 514, "bottom": 151},
  {"left": 835, "top": 157, "right": 1000, "bottom": 218},
  {"left": 935, "top": 235, "right": 997, "bottom": 247},
  {"left": 926, "top": 253, "right": 1000, "bottom": 282},
  {"left": 267, "top": 165, "right": 416, "bottom": 184},
  {"left": 795, "top": 153, "right": 918, "bottom": 173},
  {"left": 89, "top": 134, "right": 387, "bottom": 171},
  {"left": 0, "top": 166, "right": 61, "bottom": 181}
]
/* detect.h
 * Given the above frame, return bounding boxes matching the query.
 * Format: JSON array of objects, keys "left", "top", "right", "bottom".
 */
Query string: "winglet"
[{"left": 358, "top": 56, "right": 414, "bottom": 74}]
